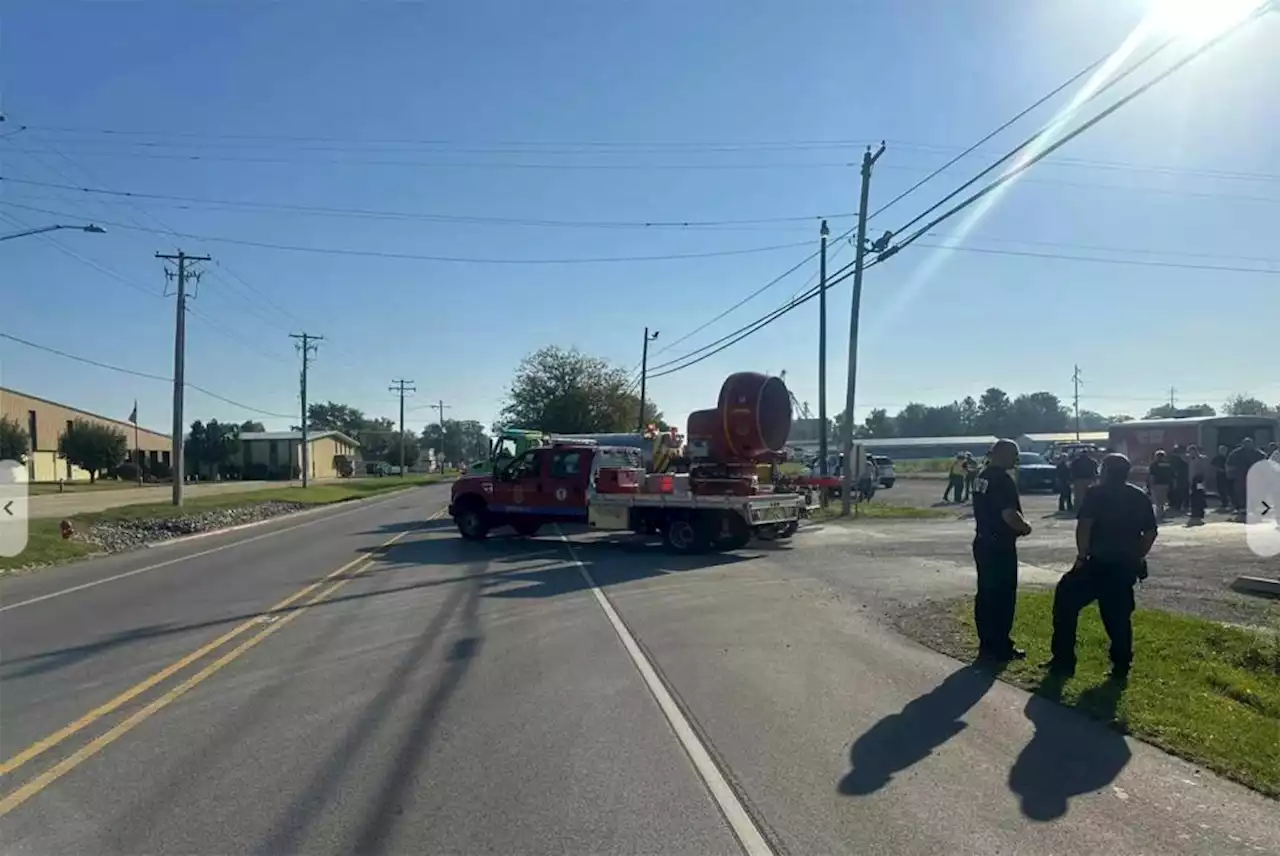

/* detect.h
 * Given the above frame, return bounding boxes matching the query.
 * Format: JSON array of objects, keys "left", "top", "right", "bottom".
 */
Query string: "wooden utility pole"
[
  {"left": 389, "top": 379, "right": 417, "bottom": 476},
  {"left": 156, "top": 250, "right": 210, "bottom": 506},
  {"left": 638, "top": 328, "right": 659, "bottom": 431},
  {"left": 818, "top": 219, "right": 830, "bottom": 477},
  {"left": 1072, "top": 364, "right": 1083, "bottom": 441},
  {"left": 291, "top": 333, "right": 323, "bottom": 486},
  {"left": 429, "top": 399, "right": 451, "bottom": 470},
  {"left": 841, "top": 143, "right": 886, "bottom": 516}
]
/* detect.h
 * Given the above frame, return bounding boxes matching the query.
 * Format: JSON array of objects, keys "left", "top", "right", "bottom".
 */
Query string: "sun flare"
[{"left": 1146, "top": 0, "right": 1268, "bottom": 42}]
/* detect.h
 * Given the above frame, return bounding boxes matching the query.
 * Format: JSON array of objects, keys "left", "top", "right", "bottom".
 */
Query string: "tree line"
[{"left": 830, "top": 388, "right": 1278, "bottom": 441}]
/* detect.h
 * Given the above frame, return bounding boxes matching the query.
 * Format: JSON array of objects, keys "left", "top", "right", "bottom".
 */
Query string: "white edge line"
[
  {"left": 1, "top": 487, "right": 445, "bottom": 613},
  {"left": 556, "top": 532, "right": 774, "bottom": 856}
]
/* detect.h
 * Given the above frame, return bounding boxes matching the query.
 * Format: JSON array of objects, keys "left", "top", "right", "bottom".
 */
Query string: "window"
[
  {"left": 509, "top": 450, "right": 545, "bottom": 481},
  {"left": 550, "top": 450, "right": 583, "bottom": 478}
]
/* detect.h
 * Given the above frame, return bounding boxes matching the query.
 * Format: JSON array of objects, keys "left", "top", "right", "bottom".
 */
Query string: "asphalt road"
[{"left": 1, "top": 485, "right": 1276, "bottom": 854}]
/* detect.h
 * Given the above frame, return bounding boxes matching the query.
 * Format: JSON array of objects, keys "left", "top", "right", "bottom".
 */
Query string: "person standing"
[
  {"left": 1226, "top": 438, "right": 1266, "bottom": 516},
  {"left": 1169, "top": 445, "right": 1189, "bottom": 514},
  {"left": 1268, "top": 441, "right": 1280, "bottom": 464},
  {"left": 1147, "top": 450, "right": 1173, "bottom": 519},
  {"left": 1186, "top": 444, "right": 1208, "bottom": 523},
  {"left": 943, "top": 453, "right": 966, "bottom": 503},
  {"left": 1210, "top": 444, "right": 1231, "bottom": 510},
  {"left": 970, "top": 439, "right": 1032, "bottom": 661},
  {"left": 1069, "top": 450, "right": 1099, "bottom": 513},
  {"left": 962, "top": 452, "right": 978, "bottom": 502},
  {"left": 1055, "top": 453, "right": 1073, "bottom": 513},
  {"left": 1048, "top": 454, "right": 1158, "bottom": 679}
]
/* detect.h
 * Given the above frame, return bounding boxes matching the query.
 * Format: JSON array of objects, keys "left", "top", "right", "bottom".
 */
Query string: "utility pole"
[
  {"left": 1072, "top": 364, "right": 1083, "bottom": 441},
  {"left": 429, "top": 399, "right": 451, "bottom": 470},
  {"left": 291, "top": 333, "right": 323, "bottom": 487},
  {"left": 1169, "top": 386, "right": 1177, "bottom": 410},
  {"left": 841, "top": 142, "right": 886, "bottom": 516},
  {"left": 637, "top": 327, "right": 659, "bottom": 431},
  {"left": 156, "top": 250, "right": 210, "bottom": 507},
  {"left": 818, "top": 219, "right": 830, "bottom": 478},
  {"left": 389, "top": 379, "right": 417, "bottom": 476}
]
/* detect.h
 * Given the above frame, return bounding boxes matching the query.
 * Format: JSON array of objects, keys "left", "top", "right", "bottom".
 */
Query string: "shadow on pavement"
[
  {"left": 3, "top": 525, "right": 749, "bottom": 678},
  {"left": 838, "top": 662, "right": 1002, "bottom": 796},
  {"left": 1007, "top": 675, "right": 1132, "bottom": 821}
]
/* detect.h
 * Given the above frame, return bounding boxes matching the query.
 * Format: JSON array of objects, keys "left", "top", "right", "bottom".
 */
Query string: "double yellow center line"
[{"left": 0, "top": 516, "right": 434, "bottom": 818}]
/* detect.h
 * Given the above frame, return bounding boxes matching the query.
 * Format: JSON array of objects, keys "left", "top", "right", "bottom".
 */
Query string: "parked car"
[
  {"left": 1016, "top": 452, "right": 1058, "bottom": 492},
  {"left": 872, "top": 455, "right": 896, "bottom": 488}
]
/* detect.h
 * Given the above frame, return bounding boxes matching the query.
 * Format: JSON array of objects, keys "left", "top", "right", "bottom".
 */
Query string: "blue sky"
[{"left": 2, "top": 0, "right": 1278, "bottom": 439}]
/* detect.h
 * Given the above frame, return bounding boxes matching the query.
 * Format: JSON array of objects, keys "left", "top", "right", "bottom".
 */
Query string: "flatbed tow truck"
[{"left": 447, "top": 372, "right": 811, "bottom": 552}]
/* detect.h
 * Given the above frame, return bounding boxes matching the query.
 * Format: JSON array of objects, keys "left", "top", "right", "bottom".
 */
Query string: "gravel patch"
[{"left": 81, "top": 501, "right": 313, "bottom": 553}]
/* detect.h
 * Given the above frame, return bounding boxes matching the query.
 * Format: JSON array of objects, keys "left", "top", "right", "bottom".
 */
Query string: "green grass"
[
  {"left": 2, "top": 474, "right": 450, "bottom": 572},
  {"left": 894, "top": 458, "right": 953, "bottom": 477},
  {"left": 952, "top": 592, "right": 1280, "bottom": 798},
  {"left": 809, "top": 501, "right": 952, "bottom": 521}
]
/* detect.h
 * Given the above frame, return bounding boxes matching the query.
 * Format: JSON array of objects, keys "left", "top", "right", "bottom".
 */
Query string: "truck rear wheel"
[
  {"left": 717, "top": 512, "right": 752, "bottom": 550},
  {"left": 665, "top": 513, "right": 714, "bottom": 554}
]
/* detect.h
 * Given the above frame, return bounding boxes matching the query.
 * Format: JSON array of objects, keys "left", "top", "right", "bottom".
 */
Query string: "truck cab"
[
  {"left": 449, "top": 442, "right": 597, "bottom": 539},
  {"left": 464, "top": 428, "right": 551, "bottom": 476}
]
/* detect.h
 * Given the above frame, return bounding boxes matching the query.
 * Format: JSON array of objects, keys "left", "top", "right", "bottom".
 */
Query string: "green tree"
[
  {"left": 1223, "top": 394, "right": 1275, "bottom": 417},
  {"left": 357, "top": 416, "right": 396, "bottom": 462},
  {"left": 58, "top": 419, "right": 127, "bottom": 483},
  {"left": 958, "top": 395, "right": 978, "bottom": 432},
  {"left": 499, "top": 346, "right": 660, "bottom": 434},
  {"left": 306, "top": 402, "right": 367, "bottom": 437},
  {"left": 1010, "top": 392, "right": 1069, "bottom": 434},
  {"left": 422, "top": 419, "right": 489, "bottom": 464},
  {"left": 861, "top": 408, "right": 897, "bottom": 438},
  {"left": 383, "top": 432, "right": 420, "bottom": 469},
  {"left": 239, "top": 420, "right": 266, "bottom": 433},
  {"left": 975, "top": 387, "right": 1014, "bottom": 436},
  {"left": 0, "top": 415, "right": 30, "bottom": 462}
]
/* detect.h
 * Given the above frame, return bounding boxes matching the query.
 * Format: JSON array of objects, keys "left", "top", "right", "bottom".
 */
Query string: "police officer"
[
  {"left": 1048, "top": 453, "right": 1158, "bottom": 679},
  {"left": 971, "top": 439, "right": 1032, "bottom": 661}
]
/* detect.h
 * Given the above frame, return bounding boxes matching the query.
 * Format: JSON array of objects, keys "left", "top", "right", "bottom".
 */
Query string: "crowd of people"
[{"left": 967, "top": 435, "right": 1277, "bottom": 680}]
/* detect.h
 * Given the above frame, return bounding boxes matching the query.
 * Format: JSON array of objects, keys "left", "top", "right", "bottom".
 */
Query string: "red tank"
[{"left": 686, "top": 372, "right": 793, "bottom": 463}]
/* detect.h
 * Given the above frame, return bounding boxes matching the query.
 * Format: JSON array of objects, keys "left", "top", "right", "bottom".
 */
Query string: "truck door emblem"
[
  {"left": 513, "top": 486, "right": 524, "bottom": 503},
  {"left": 556, "top": 487, "right": 567, "bottom": 501}
]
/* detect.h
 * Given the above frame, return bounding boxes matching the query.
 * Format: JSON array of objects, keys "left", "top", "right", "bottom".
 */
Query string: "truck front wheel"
[
  {"left": 511, "top": 519, "right": 541, "bottom": 537},
  {"left": 455, "top": 501, "right": 490, "bottom": 541}
]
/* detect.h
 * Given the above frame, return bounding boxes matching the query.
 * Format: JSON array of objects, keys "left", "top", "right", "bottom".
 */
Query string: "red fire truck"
[{"left": 447, "top": 372, "right": 811, "bottom": 552}]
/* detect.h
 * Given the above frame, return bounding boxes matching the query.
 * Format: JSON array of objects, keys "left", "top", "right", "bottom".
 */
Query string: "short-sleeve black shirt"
[
  {"left": 1070, "top": 455, "right": 1099, "bottom": 480},
  {"left": 1148, "top": 460, "right": 1173, "bottom": 486},
  {"left": 1078, "top": 482, "right": 1157, "bottom": 565},
  {"left": 972, "top": 465, "right": 1021, "bottom": 541}
]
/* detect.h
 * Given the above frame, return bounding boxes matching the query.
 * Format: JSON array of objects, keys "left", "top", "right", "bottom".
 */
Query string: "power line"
[
  {"left": 0, "top": 331, "right": 293, "bottom": 417},
  {"left": 887, "top": 35, "right": 1177, "bottom": 241},
  {"left": 884, "top": 7, "right": 1273, "bottom": 260},
  {"left": 0, "top": 201, "right": 815, "bottom": 264},
  {"left": 868, "top": 49, "right": 1116, "bottom": 220},
  {"left": 0, "top": 175, "right": 853, "bottom": 230}
]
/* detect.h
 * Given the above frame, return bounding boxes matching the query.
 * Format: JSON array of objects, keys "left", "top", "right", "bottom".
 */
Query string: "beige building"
[
  {"left": 235, "top": 430, "right": 360, "bottom": 480},
  {"left": 1, "top": 387, "right": 172, "bottom": 482}
]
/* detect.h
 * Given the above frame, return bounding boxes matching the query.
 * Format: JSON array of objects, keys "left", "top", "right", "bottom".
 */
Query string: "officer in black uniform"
[
  {"left": 1049, "top": 453, "right": 1158, "bottom": 679},
  {"left": 971, "top": 439, "right": 1032, "bottom": 661}
]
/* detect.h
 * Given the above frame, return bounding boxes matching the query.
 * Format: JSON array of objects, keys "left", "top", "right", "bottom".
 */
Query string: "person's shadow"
[
  {"left": 1008, "top": 675, "right": 1132, "bottom": 821},
  {"left": 838, "top": 663, "right": 1001, "bottom": 796}
]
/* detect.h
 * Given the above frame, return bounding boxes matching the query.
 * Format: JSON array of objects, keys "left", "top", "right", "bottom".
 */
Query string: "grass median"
[
  {"left": 904, "top": 591, "right": 1280, "bottom": 798},
  {"left": 5, "top": 475, "right": 451, "bottom": 572}
]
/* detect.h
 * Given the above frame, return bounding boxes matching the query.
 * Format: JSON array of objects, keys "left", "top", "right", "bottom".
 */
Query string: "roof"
[
  {"left": 1116, "top": 415, "right": 1279, "bottom": 429},
  {"left": 1022, "top": 431, "right": 1109, "bottom": 443},
  {"left": 239, "top": 430, "right": 360, "bottom": 446},
  {"left": 861, "top": 435, "right": 998, "bottom": 448},
  {"left": 1, "top": 386, "right": 170, "bottom": 443}
]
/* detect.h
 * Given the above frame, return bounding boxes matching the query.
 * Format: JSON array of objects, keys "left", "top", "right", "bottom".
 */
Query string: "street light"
[{"left": 0, "top": 223, "right": 106, "bottom": 243}]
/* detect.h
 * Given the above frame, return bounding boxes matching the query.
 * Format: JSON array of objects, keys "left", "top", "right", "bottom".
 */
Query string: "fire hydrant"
[{"left": 60, "top": 519, "right": 75, "bottom": 540}]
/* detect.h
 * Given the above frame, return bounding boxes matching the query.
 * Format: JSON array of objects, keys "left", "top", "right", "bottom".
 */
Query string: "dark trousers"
[
  {"left": 1170, "top": 480, "right": 1187, "bottom": 511},
  {"left": 973, "top": 538, "right": 1018, "bottom": 655},
  {"left": 963, "top": 473, "right": 976, "bottom": 501},
  {"left": 1232, "top": 476, "right": 1247, "bottom": 512},
  {"left": 1216, "top": 472, "right": 1232, "bottom": 507},
  {"left": 1051, "top": 562, "right": 1135, "bottom": 669},
  {"left": 1190, "top": 486, "right": 1207, "bottom": 520},
  {"left": 944, "top": 475, "right": 964, "bottom": 501},
  {"left": 1058, "top": 484, "right": 1073, "bottom": 512}
]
